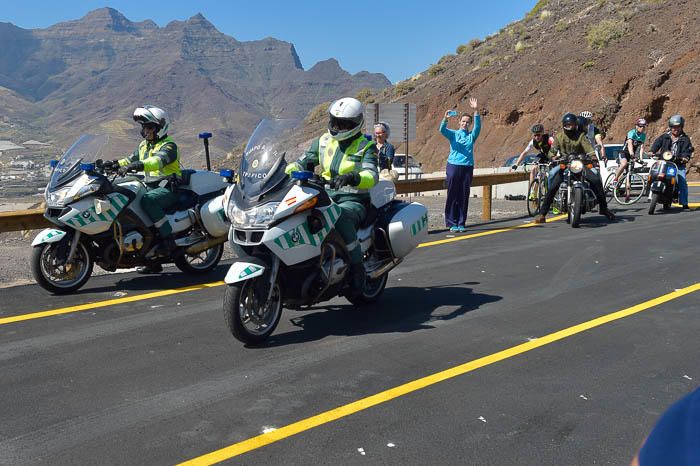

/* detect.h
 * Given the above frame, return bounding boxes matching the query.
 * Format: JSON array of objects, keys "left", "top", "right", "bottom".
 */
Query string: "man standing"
[{"left": 439, "top": 97, "right": 481, "bottom": 233}]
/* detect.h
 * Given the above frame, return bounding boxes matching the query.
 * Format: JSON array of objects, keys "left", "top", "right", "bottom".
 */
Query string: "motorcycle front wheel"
[
  {"left": 648, "top": 193, "right": 658, "bottom": 215},
  {"left": 223, "top": 278, "right": 282, "bottom": 345},
  {"left": 571, "top": 188, "right": 583, "bottom": 228},
  {"left": 31, "top": 241, "right": 93, "bottom": 294},
  {"left": 175, "top": 243, "right": 224, "bottom": 274}
]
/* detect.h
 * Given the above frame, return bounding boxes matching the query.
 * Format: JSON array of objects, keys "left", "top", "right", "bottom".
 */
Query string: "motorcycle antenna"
[{"left": 198, "top": 132, "right": 213, "bottom": 170}]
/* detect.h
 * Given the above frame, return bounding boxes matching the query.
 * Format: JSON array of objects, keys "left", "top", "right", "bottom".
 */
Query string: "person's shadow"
[{"left": 255, "top": 282, "right": 502, "bottom": 348}]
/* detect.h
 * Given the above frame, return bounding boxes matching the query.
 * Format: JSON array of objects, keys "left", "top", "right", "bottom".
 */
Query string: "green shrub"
[
  {"left": 428, "top": 63, "right": 445, "bottom": 77},
  {"left": 355, "top": 88, "right": 374, "bottom": 104},
  {"left": 540, "top": 9, "right": 552, "bottom": 19},
  {"left": 526, "top": 0, "right": 549, "bottom": 20},
  {"left": 438, "top": 54, "right": 455, "bottom": 64},
  {"left": 582, "top": 59, "right": 596, "bottom": 69},
  {"left": 555, "top": 20, "right": 569, "bottom": 32},
  {"left": 456, "top": 44, "right": 471, "bottom": 55},
  {"left": 394, "top": 81, "right": 415, "bottom": 96},
  {"left": 515, "top": 41, "right": 525, "bottom": 53},
  {"left": 468, "top": 38, "right": 482, "bottom": 49},
  {"left": 586, "top": 19, "right": 629, "bottom": 49}
]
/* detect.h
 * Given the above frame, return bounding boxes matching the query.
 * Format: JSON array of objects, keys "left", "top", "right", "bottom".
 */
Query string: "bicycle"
[
  {"left": 526, "top": 161, "right": 551, "bottom": 216},
  {"left": 604, "top": 156, "right": 647, "bottom": 205}
]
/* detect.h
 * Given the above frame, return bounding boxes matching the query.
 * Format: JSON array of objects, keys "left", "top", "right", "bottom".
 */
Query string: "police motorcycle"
[
  {"left": 221, "top": 119, "right": 428, "bottom": 344},
  {"left": 553, "top": 153, "right": 598, "bottom": 228},
  {"left": 648, "top": 151, "right": 681, "bottom": 215},
  {"left": 31, "top": 134, "right": 231, "bottom": 294}
]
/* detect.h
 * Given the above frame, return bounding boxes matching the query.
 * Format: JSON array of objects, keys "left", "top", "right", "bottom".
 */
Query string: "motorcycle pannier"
[
  {"left": 378, "top": 201, "right": 429, "bottom": 258},
  {"left": 200, "top": 194, "right": 230, "bottom": 237}
]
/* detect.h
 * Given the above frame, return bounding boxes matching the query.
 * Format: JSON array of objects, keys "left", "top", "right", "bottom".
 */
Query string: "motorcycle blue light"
[
  {"left": 220, "top": 169, "right": 233, "bottom": 178},
  {"left": 199, "top": 132, "right": 213, "bottom": 139},
  {"left": 291, "top": 170, "right": 313, "bottom": 180},
  {"left": 80, "top": 163, "right": 95, "bottom": 171},
  {"left": 49, "top": 159, "right": 58, "bottom": 168}
]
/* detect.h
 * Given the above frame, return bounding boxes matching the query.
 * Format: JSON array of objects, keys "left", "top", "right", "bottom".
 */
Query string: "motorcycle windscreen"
[
  {"left": 49, "top": 134, "right": 110, "bottom": 189},
  {"left": 238, "top": 119, "right": 303, "bottom": 200}
]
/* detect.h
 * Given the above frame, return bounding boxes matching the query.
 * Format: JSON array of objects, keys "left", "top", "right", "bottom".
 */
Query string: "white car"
[
  {"left": 392, "top": 154, "right": 424, "bottom": 180},
  {"left": 599, "top": 143, "right": 654, "bottom": 182}
]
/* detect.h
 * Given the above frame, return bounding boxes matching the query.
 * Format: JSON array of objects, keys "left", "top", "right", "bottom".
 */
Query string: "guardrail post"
[{"left": 482, "top": 185, "right": 492, "bottom": 221}]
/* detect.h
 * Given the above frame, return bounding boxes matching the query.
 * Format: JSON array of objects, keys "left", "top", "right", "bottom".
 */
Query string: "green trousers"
[
  {"left": 330, "top": 192, "right": 367, "bottom": 265},
  {"left": 141, "top": 187, "right": 178, "bottom": 237}
]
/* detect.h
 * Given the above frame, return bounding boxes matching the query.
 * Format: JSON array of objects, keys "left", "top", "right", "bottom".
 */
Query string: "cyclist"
[
  {"left": 511, "top": 123, "right": 554, "bottom": 192},
  {"left": 579, "top": 111, "right": 607, "bottom": 166},
  {"left": 534, "top": 113, "right": 615, "bottom": 223},
  {"left": 614, "top": 118, "right": 647, "bottom": 186}
]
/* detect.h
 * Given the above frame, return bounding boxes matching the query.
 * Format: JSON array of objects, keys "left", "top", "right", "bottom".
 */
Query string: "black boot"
[
  {"left": 349, "top": 263, "right": 366, "bottom": 291},
  {"left": 155, "top": 236, "right": 180, "bottom": 258},
  {"left": 136, "top": 263, "right": 163, "bottom": 274}
]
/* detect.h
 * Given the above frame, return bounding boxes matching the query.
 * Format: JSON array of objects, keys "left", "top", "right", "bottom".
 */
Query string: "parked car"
[
  {"left": 392, "top": 154, "right": 424, "bottom": 180},
  {"left": 502, "top": 154, "right": 540, "bottom": 168},
  {"left": 600, "top": 143, "right": 654, "bottom": 182}
]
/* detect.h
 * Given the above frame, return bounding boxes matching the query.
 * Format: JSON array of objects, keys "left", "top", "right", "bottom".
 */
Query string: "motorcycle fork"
[
  {"left": 66, "top": 230, "right": 82, "bottom": 264},
  {"left": 266, "top": 255, "right": 280, "bottom": 303}
]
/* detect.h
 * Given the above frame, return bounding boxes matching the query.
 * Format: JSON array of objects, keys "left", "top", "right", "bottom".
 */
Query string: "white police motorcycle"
[
  {"left": 31, "top": 134, "right": 231, "bottom": 293},
  {"left": 222, "top": 119, "right": 428, "bottom": 344}
]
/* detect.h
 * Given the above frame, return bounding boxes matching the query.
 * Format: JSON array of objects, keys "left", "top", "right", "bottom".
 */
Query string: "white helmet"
[
  {"left": 133, "top": 105, "right": 169, "bottom": 139},
  {"left": 328, "top": 97, "right": 364, "bottom": 141},
  {"left": 579, "top": 110, "right": 593, "bottom": 120}
]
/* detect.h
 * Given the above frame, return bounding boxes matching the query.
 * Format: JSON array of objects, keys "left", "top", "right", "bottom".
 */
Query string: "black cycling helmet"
[
  {"left": 668, "top": 114, "right": 685, "bottom": 128},
  {"left": 562, "top": 113, "right": 578, "bottom": 130},
  {"left": 576, "top": 115, "right": 588, "bottom": 130},
  {"left": 531, "top": 123, "right": 544, "bottom": 134}
]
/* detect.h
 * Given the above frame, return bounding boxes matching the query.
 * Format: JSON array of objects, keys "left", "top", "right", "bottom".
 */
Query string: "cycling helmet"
[
  {"left": 579, "top": 111, "right": 593, "bottom": 120},
  {"left": 133, "top": 105, "right": 169, "bottom": 139},
  {"left": 636, "top": 118, "right": 647, "bottom": 127},
  {"left": 668, "top": 114, "right": 685, "bottom": 128},
  {"left": 531, "top": 123, "right": 544, "bottom": 134},
  {"left": 577, "top": 115, "right": 588, "bottom": 130},
  {"left": 328, "top": 97, "right": 364, "bottom": 141}
]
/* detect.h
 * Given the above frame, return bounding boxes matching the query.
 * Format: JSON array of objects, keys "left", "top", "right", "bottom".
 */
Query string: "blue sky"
[{"left": 1, "top": 0, "right": 538, "bottom": 83}]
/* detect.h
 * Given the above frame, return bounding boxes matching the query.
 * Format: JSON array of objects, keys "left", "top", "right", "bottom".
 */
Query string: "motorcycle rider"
[
  {"left": 534, "top": 113, "right": 616, "bottom": 224},
  {"left": 511, "top": 123, "right": 554, "bottom": 194},
  {"left": 115, "top": 105, "right": 182, "bottom": 274},
  {"left": 579, "top": 111, "right": 607, "bottom": 166},
  {"left": 650, "top": 114, "right": 694, "bottom": 209},
  {"left": 285, "top": 97, "right": 379, "bottom": 290},
  {"left": 614, "top": 118, "right": 647, "bottom": 188}
]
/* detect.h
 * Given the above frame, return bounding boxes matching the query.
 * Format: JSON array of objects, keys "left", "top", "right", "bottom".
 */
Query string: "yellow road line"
[
  {"left": 1, "top": 215, "right": 563, "bottom": 325},
  {"left": 0, "top": 281, "right": 224, "bottom": 325},
  {"left": 178, "top": 282, "right": 700, "bottom": 465},
  {"left": 418, "top": 214, "right": 566, "bottom": 248},
  {"left": 687, "top": 182, "right": 700, "bottom": 187}
]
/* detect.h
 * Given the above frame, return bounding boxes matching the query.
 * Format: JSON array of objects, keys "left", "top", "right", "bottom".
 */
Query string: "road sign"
[{"left": 365, "top": 103, "right": 416, "bottom": 141}]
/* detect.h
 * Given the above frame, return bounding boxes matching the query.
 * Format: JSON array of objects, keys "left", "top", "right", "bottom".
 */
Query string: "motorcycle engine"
[
  {"left": 321, "top": 257, "right": 348, "bottom": 286},
  {"left": 121, "top": 231, "right": 144, "bottom": 252}
]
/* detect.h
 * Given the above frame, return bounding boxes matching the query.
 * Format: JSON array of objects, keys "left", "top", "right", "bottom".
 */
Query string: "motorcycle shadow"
[
  {"left": 258, "top": 283, "right": 502, "bottom": 348},
  {"left": 80, "top": 262, "right": 231, "bottom": 295}
]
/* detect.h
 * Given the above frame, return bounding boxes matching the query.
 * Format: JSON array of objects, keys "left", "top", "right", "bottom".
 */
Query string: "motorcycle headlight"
[
  {"left": 230, "top": 202, "right": 280, "bottom": 228},
  {"left": 46, "top": 186, "right": 72, "bottom": 207},
  {"left": 570, "top": 160, "right": 584, "bottom": 174},
  {"left": 663, "top": 151, "right": 673, "bottom": 161},
  {"left": 71, "top": 183, "right": 101, "bottom": 202}
]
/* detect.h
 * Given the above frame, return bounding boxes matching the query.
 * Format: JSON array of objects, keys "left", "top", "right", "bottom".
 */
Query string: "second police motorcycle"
[{"left": 221, "top": 119, "right": 428, "bottom": 344}]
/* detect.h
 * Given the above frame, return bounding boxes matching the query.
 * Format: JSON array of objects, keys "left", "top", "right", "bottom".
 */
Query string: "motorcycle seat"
[{"left": 165, "top": 189, "right": 198, "bottom": 213}]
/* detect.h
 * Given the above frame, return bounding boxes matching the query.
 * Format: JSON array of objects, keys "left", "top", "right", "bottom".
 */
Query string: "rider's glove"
[
  {"left": 511, "top": 164, "right": 518, "bottom": 170},
  {"left": 331, "top": 172, "right": 361, "bottom": 189},
  {"left": 119, "top": 160, "right": 144, "bottom": 176}
]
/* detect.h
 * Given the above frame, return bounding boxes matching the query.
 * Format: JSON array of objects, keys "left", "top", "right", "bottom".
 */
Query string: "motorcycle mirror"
[{"left": 198, "top": 131, "right": 213, "bottom": 170}]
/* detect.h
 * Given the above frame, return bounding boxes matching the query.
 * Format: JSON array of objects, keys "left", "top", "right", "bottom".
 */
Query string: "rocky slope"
[
  {"left": 0, "top": 8, "right": 390, "bottom": 165},
  {"left": 369, "top": 0, "right": 700, "bottom": 172}
]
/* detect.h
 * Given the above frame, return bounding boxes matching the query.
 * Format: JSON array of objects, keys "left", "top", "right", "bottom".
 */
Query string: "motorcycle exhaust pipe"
[
  {"left": 367, "top": 258, "right": 402, "bottom": 280},
  {"left": 185, "top": 236, "right": 227, "bottom": 255}
]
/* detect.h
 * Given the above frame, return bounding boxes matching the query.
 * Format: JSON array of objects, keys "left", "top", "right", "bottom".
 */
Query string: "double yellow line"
[
  {"left": 2, "top": 216, "right": 564, "bottom": 326},
  {"left": 177, "top": 282, "right": 700, "bottom": 465}
]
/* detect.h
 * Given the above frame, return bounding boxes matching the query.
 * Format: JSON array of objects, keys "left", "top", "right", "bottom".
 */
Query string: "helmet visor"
[{"left": 329, "top": 115, "right": 359, "bottom": 133}]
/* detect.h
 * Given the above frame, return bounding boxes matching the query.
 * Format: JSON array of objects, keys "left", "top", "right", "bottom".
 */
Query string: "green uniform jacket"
[{"left": 549, "top": 130, "right": 596, "bottom": 161}]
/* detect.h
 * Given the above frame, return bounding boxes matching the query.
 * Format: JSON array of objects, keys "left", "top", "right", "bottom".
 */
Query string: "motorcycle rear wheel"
[
  {"left": 31, "top": 241, "right": 93, "bottom": 294},
  {"left": 175, "top": 243, "right": 224, "bottom": 274},
  {"left": 223, "top": 278, "right": 282, "bottom": 345},
  {"left": 347, "top": 271, "right": 389, "bottom": 307}
]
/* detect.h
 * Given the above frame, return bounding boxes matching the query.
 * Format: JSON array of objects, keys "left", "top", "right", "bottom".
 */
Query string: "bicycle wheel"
[
  {"left": 614, "top": 172, "right": 645, "bottom": 205},
  {"left": 527, "top": 180, "right": 540, "bottom": 216},
  {"left": 603, "top": 173, "right": 615, "bottom": 204}
]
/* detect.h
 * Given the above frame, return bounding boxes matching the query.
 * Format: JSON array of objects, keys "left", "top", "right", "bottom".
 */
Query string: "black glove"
[
  {"left": 511, "top": 164, "right": 518, "bottom": 170},
  {"left": 331, "top": 172, "right": 361, "bottom": 189},
  {"left": 119, "top": 160, "right": 144, "bottom": 176}
]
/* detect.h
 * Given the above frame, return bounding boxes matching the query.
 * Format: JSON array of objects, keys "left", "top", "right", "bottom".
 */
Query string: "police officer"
[
  {"left": 535, "top": 113, "right": 615, "bottom": 223},
  {"left": 285, "top": 97, "right": 379, "bottom": 291},
  {"left": 116, "top": 105, "right": 181, "bottom": 273}
]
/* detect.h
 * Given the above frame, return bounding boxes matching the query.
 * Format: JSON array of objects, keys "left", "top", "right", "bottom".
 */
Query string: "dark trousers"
[
  {"left": 445, "top": 163, "right": 474, "bottom": 227},
  {"left": 540, "top": 167, "right": 608, "bottom": 215}
]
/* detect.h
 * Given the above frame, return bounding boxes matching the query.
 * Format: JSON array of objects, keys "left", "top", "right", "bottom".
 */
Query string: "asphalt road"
[{"left": 1, "top": 190, "right": 700, "bottom": 465}]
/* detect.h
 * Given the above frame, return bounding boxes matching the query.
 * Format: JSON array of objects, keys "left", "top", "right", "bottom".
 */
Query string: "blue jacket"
[{"left": 439, "top": 114, "right": 481, "bottom": 166}]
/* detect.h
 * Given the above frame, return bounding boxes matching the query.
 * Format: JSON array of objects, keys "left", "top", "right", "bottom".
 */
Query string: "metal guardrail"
[{"left": 0, "top": 172, "right": 528, "bottom": 233}]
